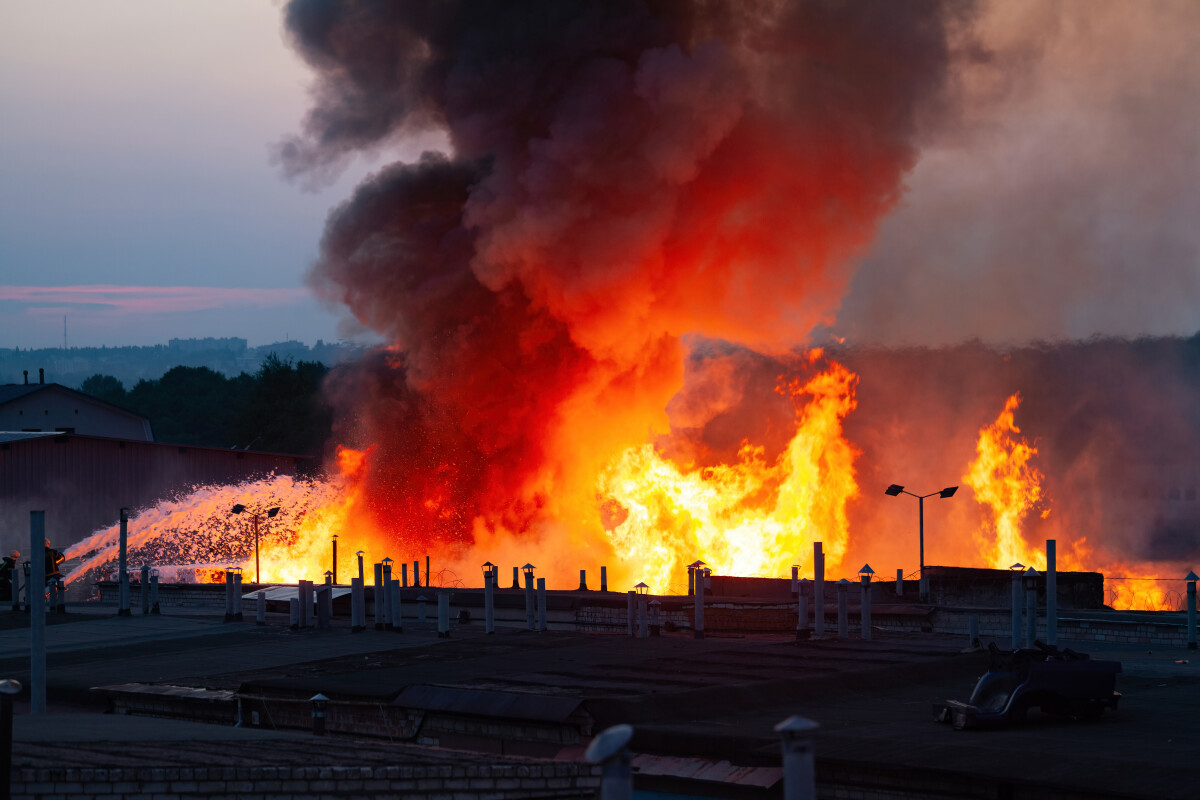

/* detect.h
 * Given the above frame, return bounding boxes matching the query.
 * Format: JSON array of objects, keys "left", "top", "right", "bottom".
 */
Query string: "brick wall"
[{"left": 13, "top": 762, "right": 601, "bottom": 800}]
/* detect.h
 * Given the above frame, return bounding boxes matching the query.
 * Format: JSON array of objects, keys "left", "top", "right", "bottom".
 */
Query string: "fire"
[
  {"left": 597, "top": 354, "right": 859, "bottom": 591},
  {"left": 964, "top": 393, "right": 1048, "bottom": 571}
]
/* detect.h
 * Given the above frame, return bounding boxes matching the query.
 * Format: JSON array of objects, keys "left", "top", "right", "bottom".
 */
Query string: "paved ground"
[{"left": 3, "top": 603, "right": 1199, "bottom": 798}]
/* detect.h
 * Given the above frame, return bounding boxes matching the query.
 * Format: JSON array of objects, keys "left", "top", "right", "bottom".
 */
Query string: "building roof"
[
  {"left": 0, "top": 382, "right": 150, "bottom": 423},
  {"left": 0, "top": 431, "right": 59, "bottom": 444}
]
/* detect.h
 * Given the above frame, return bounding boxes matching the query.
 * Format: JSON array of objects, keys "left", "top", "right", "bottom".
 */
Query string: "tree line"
[{"left": 80, "top": 354, "right": 331, "bottom": 462}]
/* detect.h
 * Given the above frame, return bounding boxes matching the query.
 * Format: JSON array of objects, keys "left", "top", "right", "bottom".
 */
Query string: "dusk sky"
[{"left": 2, "top": 1, "right": 1198, "bottom": 350}]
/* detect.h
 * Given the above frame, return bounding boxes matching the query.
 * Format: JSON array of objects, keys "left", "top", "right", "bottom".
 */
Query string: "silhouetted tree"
[
  {"left": 79, "top": 374, "right": 127, "bottom": 406},
  {"left": 231, "top": 354, "right": 331, "bottom": 458}
]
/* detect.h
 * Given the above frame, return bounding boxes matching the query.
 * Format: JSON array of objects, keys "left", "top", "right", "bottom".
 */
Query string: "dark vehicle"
[{"left": 934, "top": 641, "right": 1121, "bottom": 730}]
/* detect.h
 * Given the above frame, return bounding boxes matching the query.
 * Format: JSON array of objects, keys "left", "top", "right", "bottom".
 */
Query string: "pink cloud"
[{"left": 0, "top": 285, "right": 310, "bottom": 313}]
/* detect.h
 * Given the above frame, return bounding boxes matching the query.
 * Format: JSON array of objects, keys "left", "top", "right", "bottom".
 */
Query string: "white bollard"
[
  {"left": 437, "top": 592, "right": 449, "bottom": 638},
  {"left": 350, "top": 577, "right": 365, "bottom": 632},
  {"left": 860, "top": 576, "right": 872, "bottom": 642},
  {"left": 525, "top": 569, "right": 535, "bottom": 630},
  {"left": 1024, "top": 567, "right": 1038, "bottom": 648},
  {"left": 1011, "top": 568, "right": 1022, "bottom": 650},
  {"left": 585, "top": 724, "right": 633, "bottom": 800},
  {"left": 836, "top": 579, "right": 848, "bottom": 639},
  {"left": 118, "top": 508, "right": 131, "bottom": 617},
  {"left": 232, "top": 573, "right": 243, "bottom": 621},
  {"left": 813, "top": 543, "right": 825, "bottom": 638},
  {"left": 140, "top": 565, "right": 150, "bottom": 615},
  {"left": 374, "top": 564, "right": 385, "bottom": 631},
  {"left": 1046, "top": 539, "right": 1058, "bottom": 646},
  {"left": 1187, "top": 572, "right": 1197, "bottom": 650},
  {"left": 224, "top": 571, "right": 234, "bottom": 622},
  {"left": 149, "top": 574, "right": 160, "bottom": 614},
  {"left": 382, "top": 560, "right": 393, "bottom": 628},
  {"left": 484, "top": 570, "right": 495, "bottom": 634},
  {"left": 775, "top": 716, "right": 819, "bottom": 800},
  {"left": 536, "top": 577, "right": 547, "bottom": 631},
  {"left": 637, "top": 594, "right": 648, "bottom": 639},
  {"left": 29, "top": 511, "right": 46, "bottom": 715},
  {"left": 417, "top": 595, "right": 427, "bottom": 623},
  {"left": 317, "top": 585, "right": 331, "bottom": 629},
  {"left": 391, "top": 579, "right": 403, "bottom": 633},
  {"left": 694, "top": 568, "right": 705, "bottom": 639},
  {"left": 797, "top": 579, "right": 809, "bottom": 640},
  {"left": 627, "top": 591, "right": 635, "bottom": 637},
  {"left": 299, "top": 580, "right": 312, "bottom": 628}
]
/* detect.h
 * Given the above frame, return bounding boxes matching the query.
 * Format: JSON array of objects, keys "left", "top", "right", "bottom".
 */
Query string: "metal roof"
[{"left": 0, "top": 431, "right": 59, "bottom": 444}]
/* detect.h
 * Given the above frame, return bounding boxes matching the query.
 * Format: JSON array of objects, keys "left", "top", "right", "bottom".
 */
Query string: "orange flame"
[
  {"left": 963, "top": 393, "right": 1048, "bottom": 570},
  {"left": 596, "top": 356, "right": 859, "bottom": 591}
]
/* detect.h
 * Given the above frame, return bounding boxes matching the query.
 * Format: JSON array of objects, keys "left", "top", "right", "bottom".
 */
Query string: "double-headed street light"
[
  {"left": 231, "top": 504, "right": 280, "bottom": 584},
  {"left": 885, "top": 484, "right": 957, "bottom": 599}
]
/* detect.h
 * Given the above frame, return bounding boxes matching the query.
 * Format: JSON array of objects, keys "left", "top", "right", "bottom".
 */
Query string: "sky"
[{"left": 1, "top": 1, "right": 1198, "bottom": 350}]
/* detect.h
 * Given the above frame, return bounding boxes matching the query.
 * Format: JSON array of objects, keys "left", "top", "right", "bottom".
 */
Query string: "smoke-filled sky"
[{"left": 0, "top": 0, "right": 1197, "bottom": 350}]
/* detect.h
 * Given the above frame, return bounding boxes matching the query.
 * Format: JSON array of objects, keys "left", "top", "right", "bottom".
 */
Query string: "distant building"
[
  {"left": 168, "top": 337, "right": 248, "bottom": 354},
  {"left": 0, "top": 376, "right": 153, "bottom": 441}
]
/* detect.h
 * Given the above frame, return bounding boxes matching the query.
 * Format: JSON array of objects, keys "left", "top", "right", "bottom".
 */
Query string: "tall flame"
[
  {"left": 964, "top": 393, "right": 1048, "bottom": 570},
  {"left": 598, "top": 353, "right": 859, "bottom": 591}
]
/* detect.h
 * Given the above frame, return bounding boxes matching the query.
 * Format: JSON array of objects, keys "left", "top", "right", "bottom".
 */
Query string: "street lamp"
[
  {"left": 884, "top": 484, "right": 957, "bottom": 597},
  {"left": 231, "top": 504, "right": 280, "bottom": 584}
]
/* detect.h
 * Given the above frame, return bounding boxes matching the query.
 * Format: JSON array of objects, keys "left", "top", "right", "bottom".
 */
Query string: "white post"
[
  {"left": 373, "top": 564, "right": 385, "bottom": 631},
  {"left": 232, "top": 573, "right": 243, "bottom": 621},
  {"left": 627, "top": 591, "right": 635, "bottom": 637},
  {"left": 860, "top": 576, "right": 872, "bottom": 641},
  {"left": 1046, "top": 540, "right": 1058, "bottom": 646},
  {"left": 256, "top": 590, "right": 266, "bottom": 626},
  {"left": 289, "top": 597, "right": 299, "bottom": 630},
  {"left": 1187, "top": 572, "right": 1197, "bottom": 650},
  {"left": 484, "top": 570, "right": 495, "bottom": 634},
  {"left": 390, "top": 578, "right": 403, "bottom": 633},
  {"left": 417, "top": 595, "right": 427, "bottom": 623},
  {"left": 382, "top": 560, "right": 393, "bottom": 628},
  {"left": 836, "top": 580, "right": 848, "bottom": 639},
  {"left": 637, "top": 594, "right": 648, "bottom": 638},
  {"left": 118, "top": 508, "right": 130, "bottom": 616},
  {"left": 536, "top": 577, "right": 547, "bottom": 631},
  {"left": 437, "top": 592, "right": 449, "bottom": 638},
  {"left": 813, "top": 543, "right": 825, "bottom": 638},
  {"left": 525, "top": 569, "right": 535, "bottom": 630},
  {"left": 350, "top": 577, "right": 365, "bottom": 632},
  {"left": 29, "top": 511, "right": 46, "bottom": 715},
  {"left": 149, "top": 573, "right": 160, "bottom": 614},
  {"left": 140, "top": 565, "right": 150, "bottom": 615},
  {"left": 1011, "top": 570, "right": 1022, "bottom": 650},
  {"left": 796, "top": 579, "right": 809, "bottom": 640},
  {"left": 1024, "top": 568, "right": 1038, "bottom": 648},
  {"left": 224, "top": 571, "right": 234, "bottom": 622},
  {"left": 775, "top": 716, "right": 819, "bottom": 800},
  {"left": 585, "top": 725, "right": 633, "bottom": 800},
  {"left": 694, "top": 569, "right": 705, "bottom": 639}
]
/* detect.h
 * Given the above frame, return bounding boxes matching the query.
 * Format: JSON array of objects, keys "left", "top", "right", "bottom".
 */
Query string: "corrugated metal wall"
[{"left": 0, "top": 433, "right": 304, "bottom": 551}]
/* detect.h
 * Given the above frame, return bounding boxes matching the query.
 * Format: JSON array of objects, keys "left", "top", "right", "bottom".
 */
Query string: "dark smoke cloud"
[
  {"left": 833, "top": 0, "right": 1200, "bottom": 347},
  {"left": 283, "top": 0, "right": 976, "bottom": 549}
]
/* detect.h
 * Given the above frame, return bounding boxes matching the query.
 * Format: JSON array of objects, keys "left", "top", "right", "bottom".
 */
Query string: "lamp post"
[
  {"left": 859, "top": 564, "right": 874, "bottom": 641},
  {"left": 884, "top": 484, "right": 957, "bottom": 602},
  {"left": 231, "top": 504, "right": 280, "bottom": 584}
]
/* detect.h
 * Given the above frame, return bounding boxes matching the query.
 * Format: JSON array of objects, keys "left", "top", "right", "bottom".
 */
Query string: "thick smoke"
[
  {"left": 282, "top": 1, "right": 974, "bottom": 561},
  {"left": 834, "top": 0, "right": 1200, "bottom": 346}
]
